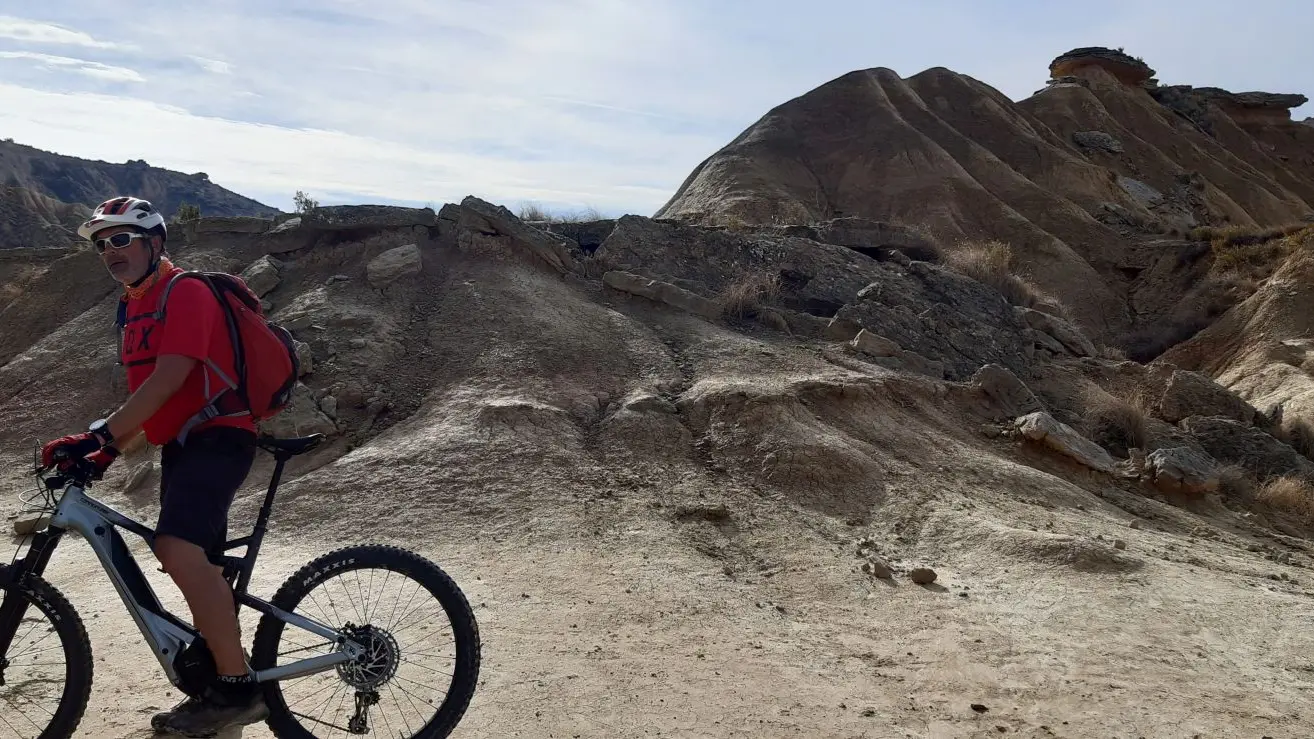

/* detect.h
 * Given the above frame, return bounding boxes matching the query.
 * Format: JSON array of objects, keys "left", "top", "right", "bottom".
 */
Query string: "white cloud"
[
  {"left": 0, "top": 84, "right": 677, "bottom": 213},
  {"left": 0, "top": 15, "right": 123, "bottom": 49},
  {"left": 189, "top": 56, "right": 232, "bottom": 75},
  {"left": 0, "top": 51, "right": 144, "bottom": 82}
]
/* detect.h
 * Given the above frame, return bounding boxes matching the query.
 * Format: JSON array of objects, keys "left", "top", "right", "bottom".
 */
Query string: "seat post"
[{"left": 235, "top": 453, "right": 289, "bottom": 594}]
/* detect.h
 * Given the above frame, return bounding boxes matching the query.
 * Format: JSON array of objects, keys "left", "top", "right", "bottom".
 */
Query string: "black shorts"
[{"left": 156, "top": 426, "right": 257, "bottom": 553}]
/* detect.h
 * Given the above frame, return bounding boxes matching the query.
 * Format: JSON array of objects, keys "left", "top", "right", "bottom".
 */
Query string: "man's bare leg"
[{"left": 155, "top": 534, "right": 246, "bottom": 675}]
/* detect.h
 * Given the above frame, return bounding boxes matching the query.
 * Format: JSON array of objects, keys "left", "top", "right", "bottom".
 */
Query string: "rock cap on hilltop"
[
  {"left": 1191, "top": 87, "right": 1309, "bottom": 110},
  {"left": 1049, "top": 47, "right": 1155, "bottom": 85}
]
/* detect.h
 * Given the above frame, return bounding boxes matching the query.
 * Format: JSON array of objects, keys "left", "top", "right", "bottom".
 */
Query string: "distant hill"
[
  {"left": 0, "top": 139, "right": 280, "bottom": 223},
  {"left": 0, "top": 185, "right": 89, "bottom": 248}
]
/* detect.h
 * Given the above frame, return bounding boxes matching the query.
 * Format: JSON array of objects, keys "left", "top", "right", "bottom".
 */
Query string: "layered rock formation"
[
  {"left": 1048, "top": 47, "right": 1155, "bottom": 86},
  {"left": 0, "top": 139, "right": 278, "bottom": 221},
  {"left": 655, "top": 47, "right": 1314, "bottom": 348}
]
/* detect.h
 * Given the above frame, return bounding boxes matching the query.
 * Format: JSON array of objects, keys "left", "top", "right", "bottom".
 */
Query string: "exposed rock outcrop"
[
  {"left": 1013, "top": 411, "right": 1118, "bottom": 473},
  {"left": 1142, "top": 447, "right": 1219, "bottom": 495},
  {"left": 1048, "top": 47, "right": 1155, "bottom": 86},
  {"left": 367, "top": 244, "right": 423, "bottom": 289}
]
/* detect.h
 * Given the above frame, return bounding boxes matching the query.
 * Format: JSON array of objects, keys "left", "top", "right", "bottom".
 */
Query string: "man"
[{"left": 40, "top": 196, "right": 266, "bottom": 736}]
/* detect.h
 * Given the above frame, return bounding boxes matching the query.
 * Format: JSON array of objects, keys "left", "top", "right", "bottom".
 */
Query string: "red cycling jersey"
[{"left": 120, "top": 266, "right": 256, "bottom": 445}]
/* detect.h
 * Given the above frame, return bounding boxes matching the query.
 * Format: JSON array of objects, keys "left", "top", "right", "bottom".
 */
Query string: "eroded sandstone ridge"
[{"left": 655, "top": 47, "right": 1313, "bottom": 347}]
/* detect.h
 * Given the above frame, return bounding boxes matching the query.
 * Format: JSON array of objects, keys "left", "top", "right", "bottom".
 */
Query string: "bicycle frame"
[{"left": 0, "top": 451, "right": 364, "bottom": 688}]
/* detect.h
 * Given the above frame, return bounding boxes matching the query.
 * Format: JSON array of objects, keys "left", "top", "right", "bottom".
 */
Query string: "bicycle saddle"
[{"left": 256, "top": 434, "right": 325, "bottom": 457}]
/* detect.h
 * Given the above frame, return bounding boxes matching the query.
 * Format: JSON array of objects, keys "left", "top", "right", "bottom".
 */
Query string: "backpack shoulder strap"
[{"left": 153, "top": 270, "right": 207, "bottom": 321}]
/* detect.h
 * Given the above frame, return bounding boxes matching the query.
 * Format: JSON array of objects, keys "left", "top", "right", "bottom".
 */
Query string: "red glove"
[
  {"left": 85, "top": 447, "right": 120, "bottom": 479},
  {"left": 41, "top": 433, "right": 103, "bottom": 468}
]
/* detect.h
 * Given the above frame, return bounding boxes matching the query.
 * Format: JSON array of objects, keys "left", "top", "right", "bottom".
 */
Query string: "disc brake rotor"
[{"left": 336, "top": 625, "right": 400, "bottom": 690}]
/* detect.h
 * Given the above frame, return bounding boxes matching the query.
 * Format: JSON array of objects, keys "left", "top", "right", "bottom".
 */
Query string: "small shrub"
[
  {"left": 518, "top": 202, "right": 550, "bottom": 221},
  {"left": 293, "top": 190, "right": 319, "bottom": 213},
  {"left": 944, "top": 240, "right": 1058, "bottom": 313},
  {"left": 174, "top": 202, "right": 201, "bottom": 222},
  {"left": 519, "top": 202, "right": 605, "bottom": 223},
  {"left": 718, "top": 272, "right": 781, "bottom": 320},
  {"left": 1082, "top": 388, "right": 1149, "bottom": 458},
  {"left": 1255, "top": 476, "right": 1314, "bottom": 524}
]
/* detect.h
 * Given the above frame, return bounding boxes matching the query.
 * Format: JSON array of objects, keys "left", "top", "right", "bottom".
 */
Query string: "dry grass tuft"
[
  {"left": 1255, "top": 476, "right": 1314, "bottom": 524},
  {"left": 1194, "top": 223, "right": 1313, "bottom": 276},
  {"left": 1082, "top": 387, "right": 1149, "bottom": 458},
  {"left": 718, "top": 272, "right": 781, "bottom": 320},
  {"left": 1218, "top": 464, "right": 1256, "bottom": 501},
  {"left": 944, "top": 240, "right": 1066, "bottom": 317},
  {"left": 518, "top": 202, "right": 605, "bottom": 223}
]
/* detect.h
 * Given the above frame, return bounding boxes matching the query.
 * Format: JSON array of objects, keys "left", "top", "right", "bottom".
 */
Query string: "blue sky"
[{"left": 1, "top": 0, "right": 1311, "bottom": 216}]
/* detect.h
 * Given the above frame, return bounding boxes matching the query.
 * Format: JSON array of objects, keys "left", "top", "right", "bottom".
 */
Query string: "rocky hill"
[
  {"left": 2, "top": 197, "right": 1312, "bottom": 737},
  {"left": 0, "top": 139, "right": 279, "bottom": 232},
  {"left": 0, "top": 185, "right": 89, "bottom": 248},
  {"left": 655, "top": 47, "right": 1314, "bottom": 350}
]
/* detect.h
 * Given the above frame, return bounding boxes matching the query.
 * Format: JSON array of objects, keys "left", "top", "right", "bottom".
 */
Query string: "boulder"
[
  {"left": 1180, "top": 416, "right": 1314, "bottom": 481},
  {"left": 302, "top": 205, "right": 435, "bottom": 231},
  {"left": 367, "top": 244, "right": 423, "bottom": 289},
  {"left": 241, "top": 255, "right": 282, "bottom": 298},
  {"left": 294, "top": 340, "right": 313, "bottom": 376},
  {"left": 123, "top": 461, "right": 155, "bottom": 494},
  {"left": 270, "top": 217, "right": 302, "bottom": 234},
  {"left": 13, "top": 513, "right": 50, "bottom": 535},
  {"left": 603, "top": 271, "right": 719, "bottom": 319},
  {"left": 259, "top": 382, "right": 337, "bottom": 438},
  {"left": 850, "top": 329, "right": 900, "bottom": 357},
  {"left": 1015, "top": 307, "right": 1096, "bottom": 357},
  {"left": 439, "top": 197, "right": 578, "bottom": 274},
  {"left": 1143, "top": 447, "right": 1219, "bottom": 495},
  {"left": 1015, "top": 411, "right": 1117, "bottom": 473},
  {"left": 1157, "top": 370, "right": 1257, "bottom": 425},
  {"left": 972, "top": 364, "right": 1043, "bottom": 417}
]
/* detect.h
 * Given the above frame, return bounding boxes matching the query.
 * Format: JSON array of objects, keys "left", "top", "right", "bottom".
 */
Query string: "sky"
[{"left": 1, "top": 0, "right": 1311, "bottom": 217}]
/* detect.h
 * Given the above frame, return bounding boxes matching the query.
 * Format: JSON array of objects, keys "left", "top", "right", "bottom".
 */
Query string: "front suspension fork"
[{"left": 0, "top": 528, "right": 65, "bottom": 668}]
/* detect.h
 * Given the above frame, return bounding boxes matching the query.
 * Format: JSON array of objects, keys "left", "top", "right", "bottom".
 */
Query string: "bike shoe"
[
  {"left": 151, "top": 695, "right": 204, "bottom": 731},
  {"left": 157, "top": 690, "right": 268, "bottom": 737}
]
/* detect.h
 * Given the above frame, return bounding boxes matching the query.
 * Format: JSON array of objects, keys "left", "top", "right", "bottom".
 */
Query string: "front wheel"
[
  {"left": 0, "top": 565, "right": 94, "bottom": 739},
  {"left": 251, "top": 545, "right": 481, "bottom": 739}
]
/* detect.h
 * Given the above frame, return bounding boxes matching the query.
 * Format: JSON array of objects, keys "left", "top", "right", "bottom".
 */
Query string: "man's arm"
[{"left": 105, "top": 354, "right": 197, "bottom": 442}]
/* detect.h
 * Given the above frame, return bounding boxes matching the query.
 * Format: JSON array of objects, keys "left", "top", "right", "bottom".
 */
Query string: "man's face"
[{"left": 94, "top": 226, "right": 156, "bottom": 284}]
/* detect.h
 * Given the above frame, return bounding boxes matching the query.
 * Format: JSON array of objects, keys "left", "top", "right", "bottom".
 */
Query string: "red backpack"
[{"left": 152, "top": 270, "right": 300, "bottom": 439}]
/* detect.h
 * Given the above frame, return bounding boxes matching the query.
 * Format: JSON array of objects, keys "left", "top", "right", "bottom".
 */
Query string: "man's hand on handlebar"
[{"left": 39, "top": 434, "right": 121, "bottom": 480}]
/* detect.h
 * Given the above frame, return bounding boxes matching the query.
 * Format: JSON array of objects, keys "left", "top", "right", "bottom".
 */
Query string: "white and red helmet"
[{"left": 77, "top": 196, "right": 167, "bottom": 242}]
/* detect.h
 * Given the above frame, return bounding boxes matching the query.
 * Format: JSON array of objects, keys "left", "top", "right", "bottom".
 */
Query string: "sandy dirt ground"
[{"left": 11, "top": 439, "right": 1313, "bottom": 739}]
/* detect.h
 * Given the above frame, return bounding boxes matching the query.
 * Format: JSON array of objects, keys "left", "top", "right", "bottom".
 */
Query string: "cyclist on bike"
[{"left": 40, "top": 196, "right": 266, "bottom": 735}]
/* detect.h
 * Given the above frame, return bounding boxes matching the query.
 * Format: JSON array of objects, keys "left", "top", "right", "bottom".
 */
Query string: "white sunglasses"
[{"left": 93, "top": 232, "right": 150, "bottom": 253}]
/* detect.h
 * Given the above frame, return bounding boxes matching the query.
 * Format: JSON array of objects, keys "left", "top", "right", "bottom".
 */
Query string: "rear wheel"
[
  {"left": 251, "top": 545, "right": 480, "bottom": 738},
  {"left": 0, "top": 566, "right": 93, "bottom": 739}
]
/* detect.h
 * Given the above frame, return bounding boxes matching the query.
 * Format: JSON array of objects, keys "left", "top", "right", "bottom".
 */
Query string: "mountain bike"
[{"left": 0, "top": 433, "right": 481, "bottom": 738}]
